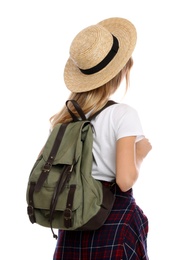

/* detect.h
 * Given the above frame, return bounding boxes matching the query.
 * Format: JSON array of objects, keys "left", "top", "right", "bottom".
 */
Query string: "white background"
[{"left": 1, "top": 0, "right": 185, "bottom": 259}]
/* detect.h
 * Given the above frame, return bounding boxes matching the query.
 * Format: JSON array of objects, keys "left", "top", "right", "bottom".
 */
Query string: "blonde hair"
[{"left": 50, "top": 57, "right": 133, "bottom": 128}]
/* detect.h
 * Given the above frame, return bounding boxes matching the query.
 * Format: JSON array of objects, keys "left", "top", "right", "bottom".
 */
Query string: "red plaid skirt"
[{"left": 53, "top": 183, "right": 149, "bottom": 260}]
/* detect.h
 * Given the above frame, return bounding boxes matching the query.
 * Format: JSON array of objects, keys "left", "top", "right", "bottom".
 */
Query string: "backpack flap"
[{"left": 43, "top": 121, "right": 90, "bottom": 165}]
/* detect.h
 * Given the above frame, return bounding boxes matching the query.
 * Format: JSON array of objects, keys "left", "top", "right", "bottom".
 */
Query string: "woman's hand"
[
  {"left": 136, "top": 138, "right": 152, "bottom": 160},
  {"left": 135, "top": 138, "right": 152, "bottom": 170},
  {"left": 116, "top": 137, "right": 152, "bottom": 192}
]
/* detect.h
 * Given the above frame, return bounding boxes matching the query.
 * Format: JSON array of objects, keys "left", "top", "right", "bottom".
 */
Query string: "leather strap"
[
  {"left": 49, "top": 164, "right": 73, "bottom": 238},
  {"left": 64, "top": 184, "right": 76, "bottom": 228},
  {"left": 34, "top": 123, "right": 68, "bottom": 192},
  {"left": 88, "top": 100, "right": 117, "bottom": 120}
]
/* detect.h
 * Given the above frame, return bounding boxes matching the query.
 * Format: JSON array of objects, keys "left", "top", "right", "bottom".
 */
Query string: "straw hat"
[{"left": 64, "top": 17, "right": 137, "bottom": 93}]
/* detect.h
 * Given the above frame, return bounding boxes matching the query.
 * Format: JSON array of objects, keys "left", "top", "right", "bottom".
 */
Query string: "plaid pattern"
[{"left": 53, "top": 183, "right": 149, "bottom": 260}]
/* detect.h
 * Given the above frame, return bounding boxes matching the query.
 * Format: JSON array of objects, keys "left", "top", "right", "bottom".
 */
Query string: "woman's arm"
[{"left": 116, "top": 136, "right": 152, "bottom": 192}]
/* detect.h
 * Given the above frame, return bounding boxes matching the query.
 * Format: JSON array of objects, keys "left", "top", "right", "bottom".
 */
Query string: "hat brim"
[{"left": 64, "top": 17, "right": 137, "bottom": 93}]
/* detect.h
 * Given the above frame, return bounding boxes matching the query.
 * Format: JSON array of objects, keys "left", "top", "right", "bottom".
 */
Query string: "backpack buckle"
[
  {"left": 64, "top": 208, "right": 72, "bottom": 220},
  {"left": 43, "top": 162, "right": 52, "bottom": 172},
  {"left": 64, "top": 208, "right": 72, "bottom": 228}
]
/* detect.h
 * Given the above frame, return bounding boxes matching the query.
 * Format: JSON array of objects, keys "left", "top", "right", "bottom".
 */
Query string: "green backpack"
[{"left": 26, "top": 100, "right": 116, "bottom": 238}]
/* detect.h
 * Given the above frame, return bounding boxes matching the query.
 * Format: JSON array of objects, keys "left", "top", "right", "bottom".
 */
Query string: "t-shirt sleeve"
[{"left": 112, "top": 104, "right": 144, "bottom": 142}]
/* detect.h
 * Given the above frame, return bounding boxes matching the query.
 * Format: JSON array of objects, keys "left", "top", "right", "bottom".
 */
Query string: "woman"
[{"left": 52, "top": 17, "right": 152, "bottom": 260}]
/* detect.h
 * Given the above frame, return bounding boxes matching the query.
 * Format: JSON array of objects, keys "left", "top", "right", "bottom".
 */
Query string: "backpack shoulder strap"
[
  {"left": 88, "top": 100, "right": 117, "bottom": 121},
  {"left": 66, "top": 99, "right": 117, "bottom": 122}
]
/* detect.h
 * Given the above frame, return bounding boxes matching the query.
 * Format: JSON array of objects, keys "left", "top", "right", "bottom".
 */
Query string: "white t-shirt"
[{"left": 90, "top": 103, "right": 144, "bottom": 182}]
